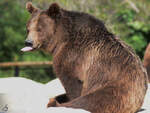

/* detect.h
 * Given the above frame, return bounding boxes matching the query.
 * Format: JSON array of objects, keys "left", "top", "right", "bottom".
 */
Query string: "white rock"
[
  {"left": 0, "top": 77, "right": 49, "bottom": 113},
  {"left": 0, "top": 77, "right": 90, "bottom": 113},
  {"left": 0, "top": 77, "right": 149, "bottom": 113},
  {"left": 45, "top": 107, "right": 90, "bottom": 113},
  {"left": 139, "top": 84, "right": 150, "bottom": 113}
]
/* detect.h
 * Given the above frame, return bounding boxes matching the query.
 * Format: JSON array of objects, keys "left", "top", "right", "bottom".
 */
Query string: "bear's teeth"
[{"left": 21, "top": 47, "right": 33, "bottom": 52}]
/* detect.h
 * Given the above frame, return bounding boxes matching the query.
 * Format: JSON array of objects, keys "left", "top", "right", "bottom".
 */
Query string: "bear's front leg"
[
  {"left": 47, "top": 98, "right": 59, "bottom": 107},
  {"left": 47, "top": 94, "right": 70, "bottom": 107}
]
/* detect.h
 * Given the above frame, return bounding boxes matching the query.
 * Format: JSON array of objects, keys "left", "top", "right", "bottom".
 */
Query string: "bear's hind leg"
[{"left": 59, "top": 86, "right": 137, "bottom": 113}]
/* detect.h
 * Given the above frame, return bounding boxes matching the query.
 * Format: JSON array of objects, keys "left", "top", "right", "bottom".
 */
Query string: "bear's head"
[{"left": 21, "top": 2, "right": 63, "bottom": 54}]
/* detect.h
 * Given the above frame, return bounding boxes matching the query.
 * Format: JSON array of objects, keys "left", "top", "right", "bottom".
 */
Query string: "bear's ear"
[
  {"left": 26, "top": 2, "right": 38, "bottom": 13},
  {"left": 47, "top": 3, "right": 60, "bottom": 19}
]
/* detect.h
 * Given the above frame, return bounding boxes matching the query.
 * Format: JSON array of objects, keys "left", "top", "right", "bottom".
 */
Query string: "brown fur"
[
  {"left": 25, "top": 2, "right": 148, "bottom": 113},
  {"left": 143, "top": 43, "right": 150, "bottom": 82}
]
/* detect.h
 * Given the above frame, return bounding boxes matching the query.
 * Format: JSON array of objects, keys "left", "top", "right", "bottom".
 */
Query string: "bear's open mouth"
[
  {"left": 21, "top": 46, "right": 34, "bottom": 52},
  {"left": 21, "top": 44, "right": 41, "bottom": 52}
]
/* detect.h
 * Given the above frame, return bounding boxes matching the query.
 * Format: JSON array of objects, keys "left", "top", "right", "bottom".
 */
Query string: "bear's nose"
[{"left": 25, "top": 40, "right": 33, "bottom": 47}]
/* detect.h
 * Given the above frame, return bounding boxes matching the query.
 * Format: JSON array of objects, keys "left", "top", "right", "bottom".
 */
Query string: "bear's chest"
[{"left": 53, "top": 52, "right": 85, "bottom": 81}]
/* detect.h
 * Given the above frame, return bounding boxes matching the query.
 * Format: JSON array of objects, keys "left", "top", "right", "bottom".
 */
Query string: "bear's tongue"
[{"left": 21, "top": 46, "right": 33, "bottom": 52}]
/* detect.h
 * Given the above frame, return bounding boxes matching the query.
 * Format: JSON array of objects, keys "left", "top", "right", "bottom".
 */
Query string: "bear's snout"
[{"left": 25, "top": 40, "right": 33, "bottom": 47}]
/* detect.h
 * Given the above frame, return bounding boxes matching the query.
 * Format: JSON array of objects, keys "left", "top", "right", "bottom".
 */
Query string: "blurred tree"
[
  {"left": 0, "top": 0, "right": 51, "bottom": 62},
  {"left": 0, "top": 0, "right": 26, "bottom": 62},
  {"left": 0, "top": 0, "right": 53, "bottom": 82}
]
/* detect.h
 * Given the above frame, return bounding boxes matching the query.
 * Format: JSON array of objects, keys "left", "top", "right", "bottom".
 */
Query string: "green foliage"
[
  {"left": 0, "top": 0, "right": 26, "bottom": 62},
  {"left": 114, "top": 8, "right": 149, "bottom": 58},
  {"left": 0, "top": 0, "right": 53, "bottom": 82},
  {"left": 0, "top": 0, "right": 50, "bottom": 62}
]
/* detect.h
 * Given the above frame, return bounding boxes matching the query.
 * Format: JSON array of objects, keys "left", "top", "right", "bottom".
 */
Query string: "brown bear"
[
  {"left": 21, "top": 2, "right": 148, "bottom": 113},
  {"left": 143, "top": 43, "right": 150, "bottom": 82}
]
